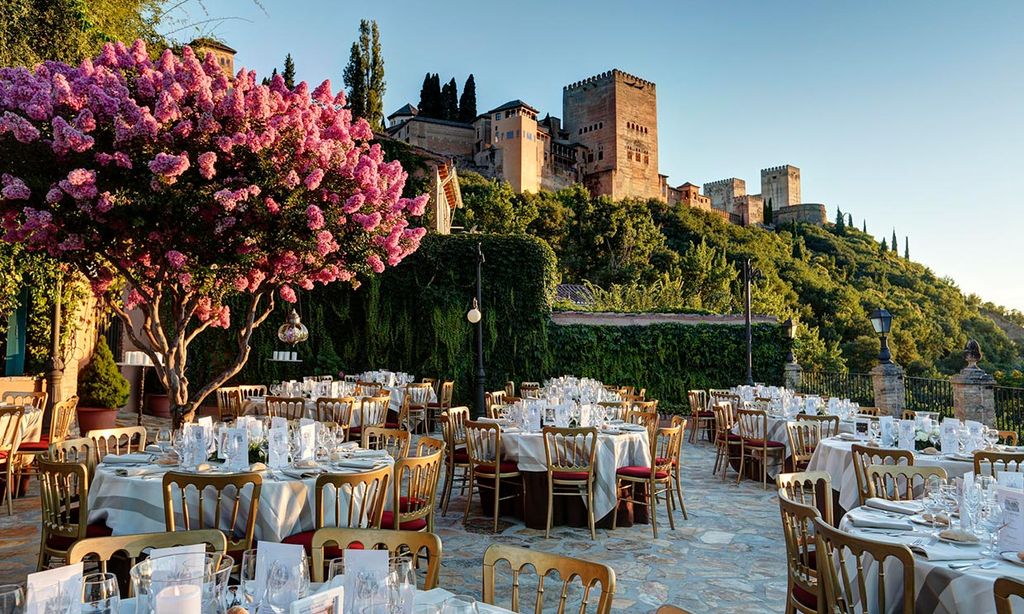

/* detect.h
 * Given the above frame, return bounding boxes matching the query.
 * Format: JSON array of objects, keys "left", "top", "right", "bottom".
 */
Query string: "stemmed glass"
[
  {"left": 81, "top": 572, "right": 119, "bottom": 614},
  {"left": 978, "top": 500, "right": 1005, "bottom": 557},
  {"left": 985, "top": 427, "right": 1000, "bottom": 450},
  {"left": 868, "top": 421, "right": 881, "bottom": 444},
  {"left": 939, "top": 483, "right": 960, "bottom": 529},
  {"left": 441, "top": 595, "right": 479, "bottom": 614},
  {"left": 327, "top": 557, "right": 345, "bottom": 586},
  {"left": 155, "top": 428, "right": 172, "bottom": 454},
  {"left": 923, "top": 476, "right": 945, "bottom": 535},
  {"left": 956, "top": 423, "right": 969, "bottom": 454},
  {"left": 388, "top": 555, "right": 416, "bottom": 614},
  {"left": 240, "top": 549, "right": 259, "bottom": 607},
  {"left": 0, "top": 585, "right": 24, "bottom": 614}
]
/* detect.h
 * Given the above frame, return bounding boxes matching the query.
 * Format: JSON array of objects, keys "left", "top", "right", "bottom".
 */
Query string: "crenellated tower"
[{"left": 760, "top": 164, "right": 801, "bottom": 211}]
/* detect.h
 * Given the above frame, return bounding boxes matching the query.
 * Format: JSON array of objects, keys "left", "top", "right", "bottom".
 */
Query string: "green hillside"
[{"left": 453, "top": 172, "right": 1024, "bottom": 379}]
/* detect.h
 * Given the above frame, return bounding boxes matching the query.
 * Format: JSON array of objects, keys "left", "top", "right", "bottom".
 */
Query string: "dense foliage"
[{"left": 77, "top": 336, "right": 129, "bottom": 409}]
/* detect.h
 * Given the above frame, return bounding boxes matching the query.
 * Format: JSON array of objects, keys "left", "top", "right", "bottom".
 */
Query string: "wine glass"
[
  {"left": 0, "top": 585, "right": 24, "bottom": 614},
  {"left": 387, "top": 555, "right": 415, "bottom": 614},
  {"left": 327, "top": 557, "right": 345, "bottom": 585},
  {"left": 956, "top": 423, "right": 969, "bottom": 454},
  {"left": 985, "top": 427, "right": 1000, "bottom": 450},
  {"left": 81, "top": 572, "right": 119, "bottom": 614},
  {"left": 923, "top": 476, "right": 945, "bottom": 534},
  {"left": 979, "top": 500, "right": 1005, "bottom": 556},
  {"left": 441, "top": 595, "right": 479, "bottom": 614},
  {"left": 156, "top": 428, "right": 172, "bottom": 454},
  {"left": 939, "top": 483, "right": 960, "bottom": 526},
  {"left": 868, "top": 420, "right": 881, "bottom": 444},
  {"left": 240, "top": 549, "right": 259, "bottom": 606}
]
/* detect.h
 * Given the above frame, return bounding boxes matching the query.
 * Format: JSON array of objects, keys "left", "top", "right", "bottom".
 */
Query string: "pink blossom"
[
  {"left": 45, "top": 188, "right": 63, "bottom": 203},
  {"left": 165, "top": 250, "right": 186, "bottom": 269},
  {"left": 284, "top": 170, "right": 300, "bottom": 188},
  {"left": 148, "top": 152, "right": 190, "bottom": 181},
  {"left": 304, "top": 168, "right": 324, "bottom": 190},
  {"left": 306, "top": 205, "right": 325, "bottom": 230},
  {"left": 52, "top": 116, "right": 95, "bottom": 154},
  {"left": 197, "top": 151, "right": 216, "bottom": 179},
  {"left": 96, "top": 191, "right": 115, "bottom": 212},
  {"left": 279, "top": 284, "right": 297, "bottom": 303},
  {"left": 58, "top": 168, "right": 97, "bottom": 200},
  {"left": 366, "top": 254, "right": 385, "bottom": 273},
  {"left": 1, "top": 175, "right": 31, "bottom": 200}
]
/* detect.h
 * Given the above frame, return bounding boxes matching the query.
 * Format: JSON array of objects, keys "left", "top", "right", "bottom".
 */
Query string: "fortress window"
[
  {"left": 598, "top": 150, "right": 603, "bottom": 161},
  {"left": 506, "top": 131, "right": 514, "bottom": 139}
]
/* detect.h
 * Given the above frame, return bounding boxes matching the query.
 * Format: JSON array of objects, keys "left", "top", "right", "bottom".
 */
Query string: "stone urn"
[{"left": 76, "top": 406, "right": 118, "bottom": 435}]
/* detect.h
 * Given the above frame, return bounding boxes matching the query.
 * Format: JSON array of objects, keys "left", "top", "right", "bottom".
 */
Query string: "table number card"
[
  {"left": 225, "top": 427, "right": 250, "bottom": 471},
  {"left": 342, "top": 549, "right": 389, "bottom": 613},
  {"left": 897, "top": 420, "right": 916, "bottom": 451},
  {"left": 27, "top": 562, "right": 83, "bottom": 614},
  {"left": 296, "top": 422, "right": 316, "bottom": 461},
  {"left": 997, "top": 486, "right": 1024, "bottom": 552},
  {"left": 940, "top": 420, "right": 959, "bottom": 454},
  {"left": 255, "top": 542, "right": 305, "bottom": 607},
  {"left": 268, "top": 426, "right": 290, "bottom": 469},
  {"left": 272, "top": 416, "right": 289, "bottom": 430},
  {"left": 998, "top": 471, "right": 1024, "bottom": 489},
  {"left": 878, "top": 416, "right": 895, "bottom": 446}
]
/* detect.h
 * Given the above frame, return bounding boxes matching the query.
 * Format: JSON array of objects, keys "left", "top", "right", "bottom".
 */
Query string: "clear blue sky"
[{"left": 169, "top": 0, "right": 1024, "bottom": 310}]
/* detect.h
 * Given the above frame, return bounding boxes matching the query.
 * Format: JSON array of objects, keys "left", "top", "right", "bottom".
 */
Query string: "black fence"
[
  {"left": 904, "top": 376, "right": 954, "bottom": 418},
  {"left": 799, "top": 371, "right": 875, "bottom": 405},
  {"left": 996, "top": 386, "right": 1024, "bottom": 434}
]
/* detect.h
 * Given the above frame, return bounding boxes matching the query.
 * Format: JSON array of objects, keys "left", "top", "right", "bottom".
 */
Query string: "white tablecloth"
[
  {"left": 0, "top": 405, "right": 43, "bottom": 450},
  {"left": 88, "top": 458, "right": 394, "bottom": 542},
  {"left": 807, "top": 438, "right": 976, "bottom": 511},
  {"left": 244, "top": 387, "right": 436, "bottom": 421},
  {"left": 837, "top": 506, "right": 1024, "bottom": 613},
  {"left": 730, "top": 414, "right": 855, "bottom": 457},
  {"left": 501, "top": 429, "right": 651, "bottom": 521}
]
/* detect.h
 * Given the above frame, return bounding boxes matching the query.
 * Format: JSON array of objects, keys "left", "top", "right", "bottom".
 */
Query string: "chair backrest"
[
  {"left": 38, "top": 458, "right": 89, "bottom": 546},
  {"left": 712, "top": 402, "right": 735, "bottom": 444},
  {"left": 405, "top": 382, "right": 434, "bottom": 407},
  {"left": 795, "top": 414, "right": 840, "bottom": 439},
  {"left": 315, "top": 397, "right": 356, "bottom": 425},
  {"left": 857, "top": 406, "right": 881, "bottom": 417},
  {"left": 215, "top": 386, "right": 241, "bottom": 420},
  {"left": 312, "top": 466, "right": 390, "bottom": 529},
  {"left": 543, "top": 427, "right": 598, "bottom": 476},
  {"left": 416, "top": 435, "right": 446, "bottom": 458},
  {"left": 778, "top": 492, "right": 821, "bottom": 613},
  {"left": 490, "top": 390, "right": 507, "bottom": 408},
  {"left": 464, "top": 420, "right": 503, "bottom": 466},
  {"left": 814, "top": 516, "right": 915, "bottom": 614},
  {"left": 776, "top": 471, "right": 833, "bottom": 526},
  {"left": 265, "top": 396, "right": 306, "bottom": 420},
  {"left": 631, "top": 400, "right": 659, "bottom": 412},
  {"left": 900, "top": 409, "right": 916, "bottom": 421},
  {"left": 362, "top": 426, "right": 410, "bottom": 459},
  {"left": 520, "top": 382, "right": 541, "bottom": 398},
  {"left": 625, "top": 409, "right": 659, "bottom": 440},
  {"left": 67, "top": 529, "right": 227, "bottom": 580},
  {"left": 359, "top": 395, "right": 391, "bottom": 429},
  {"left": 2, "top": 390, "right": 47, "bottom": 411},
  {"left": 390, "top": 448, "right": 444, "bottom": 531},
  {"left": 162, "top": 471, "right": 262, "bottom": 555},
  {"left": 597, "top": 401, "right": 628, "bottom": 421},
  {"left": 867, "top": 465, "right": 947, "bottom": 501},
  {"left": 49, "top": 396, "right": 79, "bottom": 443},
  {"left": 0, "top": 406, "right": 24, "bottom": 455},
  {"left": 236, "top": 385, "right": 267, "bottom": 400},
  {"left": 438, "top": 380, "right": 454, "bottom": 409},
  {"left": 482, "top": 543, "right": 616, "bottom": 614},
  {"left": 310, "top": 528, "right": 442, "bottom": 587},
  {"left": 652, "top": 426, "right": 683, "bottom": 477},
  {"left": 786, "top": 421, "right": 822, "bottom": 466},
  {"left": 999, "top": 431, "right": 1020, "bottom": 447},
  {"left": 420, "top": 377, "right": 437, "bottom": 394},
  {"left": 850, "top": 443, "right": 914, "bottom": 507},
  {"left": 736, "top": 408, "right": 768, "bottom": 442},
  {"left": 995, "top": 576, "right": 1024, "bottom": 614},
  {"left": 446, "top": 406, "right": 470, "bottom": 444},
  {"left": 49, "top": 437, "right": 97, "bottom": 477},
  {"left": 504, "top": 381, "right": 516, "bottom": 398},
  {"left": 975, "top": 451, "right": 1024, "bottom": 477},
  {"left": 687, "top": 390, "right": 708, "bottom": 414},
  {"left": 355, "top": 381, "right": 384, "bottom": 397},
  {"left": 87, "top": 426, "right": 148, "bottom": 461}
]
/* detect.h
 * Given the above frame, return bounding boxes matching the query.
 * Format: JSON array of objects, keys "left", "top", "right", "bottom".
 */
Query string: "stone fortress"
[{"left": 385, "top": 68, "right": 827, "bottom": 227}]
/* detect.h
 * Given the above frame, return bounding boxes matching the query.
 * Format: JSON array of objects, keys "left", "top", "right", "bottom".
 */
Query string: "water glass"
[
  {"left": 388, "top": 555, "right": 416, "bottom": 612},
  {"left": 441, "top": 595, "right": 478, "bottom": 614},
  {"left": 868, "top": 421, "right": 881, "bottom": 443},
  {"left": 0, "top": 585, "right": 24, "bottom": 614},
  {"left": 327, "top": 557, "right": 345, "bottom": 584},
  {"left": 980, "top": 501, "right": 1004, "bottom": 556},
  {"left": 986, "top": 427, "right": 1000, "bottom": 449},
  {"left": 241, "top": 548, "right": 259, "bottom": 606},
  {"left": 156, "top": 428, "right": 172, "bottom": 454},
  {"left": 81, "top": 572, "right": 119, "bottom": 614},
  {"left": 923, "top": 476, "right": 945, "bottom": 534}
]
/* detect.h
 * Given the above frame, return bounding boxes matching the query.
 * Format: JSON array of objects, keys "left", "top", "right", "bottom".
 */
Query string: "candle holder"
[{"left": 130, "top": 552, "right": 233, "bottom": 613}]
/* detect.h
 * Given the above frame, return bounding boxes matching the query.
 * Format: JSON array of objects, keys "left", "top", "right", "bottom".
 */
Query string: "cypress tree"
[
  {"left": 282, "top": 53, "right": 296, "bottom": 89},
  {"left": 418, "top": 73, "right": 432, "bottom": 114},
  {"left": 366, "top": 20, "right": 386, "bottom": 131},
  {"left": 835, "top": 207, "right": 845, "bottom": 232},
  {"left": 426, "top": 74, "right": 442, "bottom": 118},
  {"left": 904, "top": 237, "right": 910, "bottom": 259},
  {"left": 763, "top": 201, "right": 773, "bottom": 224},
  {"left": 891, "top": 229, "right": 898, "bottom": 253},
  {"left": 441, "top": 78, "right": 459, "bottom": 120},
  {"left": 863, "top": 220, "right": 867, "bottom": 233},
  {"left": 342, "top": 42, "right": 366, "bottom": 120},
  {"left": 343, "top": 20, "right": 387, "bottom": 130},
  {"left": 880, "top": 237, "right": 888, "bottom": 254},
  {"left": 459, "top": 74, "right": 477, "bottom": 122}
]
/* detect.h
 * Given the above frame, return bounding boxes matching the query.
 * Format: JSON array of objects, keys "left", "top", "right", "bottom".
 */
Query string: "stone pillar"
[
  {"left": 784, "top": 361, "right": 803, "bottom": 391},
  {"left": 871, "top": 361, "right": 906, "bottom": 418},
  {"left": 952, "top": 339, "right": 996, "bottom": 425}
]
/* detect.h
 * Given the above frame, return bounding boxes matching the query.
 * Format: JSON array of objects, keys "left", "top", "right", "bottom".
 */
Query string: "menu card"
[
  {"left": 940, "top": 420, "right": 959, "bottom": 454},
  {"left": 998, "top": 471, "right": 1024, "bottom": 489},
  {"left": 268, "top": 426, "right": 290, "bottom": 468},
  {"left": 272, "top": 416, "right": 288, "bottom": 430},
  {"left": 296, "top": 423, "right": 316, "bottom": 461},
  {"left": 342, "top": 549, "right": 388, "bottom": 613},
  {"left": 290, "top": 585, "right": 344, "bottom": 614},
  {"left": 997, "top": 486, "right": 1024, "bottom": 552},
  {"left": 255, "top": 542, "right": 305, "bottom": 607},
  {"left": 897, "top": 419, "right": 916, "bottom": 451},
  {"left": 224, "top": 427, "right": 250, "bottom": 471},
  {"left": 878, "top": 416, "right": 895, "bottom": 446},
  {"left": 27, "top": 562, "right": 83, "bottom": 614}
]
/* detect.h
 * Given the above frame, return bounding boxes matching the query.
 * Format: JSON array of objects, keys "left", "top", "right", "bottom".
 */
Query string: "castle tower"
[
  {"left": 703, "top": 178, "right": 746, "bottom": 214},
  {"left": 563, "top": 69, "right": 661, "bottom": 200},
  {"left": 760, "top": 164, "right": 801, "bottom": 211},
  {"left": 486, "top": 100, "right": 543, "bottom": 193}
]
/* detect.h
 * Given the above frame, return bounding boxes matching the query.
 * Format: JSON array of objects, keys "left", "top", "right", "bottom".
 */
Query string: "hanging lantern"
[{"left": 277, "top": 308, "right": 309, "bottom": 346}]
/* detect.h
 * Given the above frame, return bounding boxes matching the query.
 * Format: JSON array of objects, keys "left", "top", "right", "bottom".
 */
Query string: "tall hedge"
[{"left": 186, "top": 233, "right": 787, "bottom": 412}]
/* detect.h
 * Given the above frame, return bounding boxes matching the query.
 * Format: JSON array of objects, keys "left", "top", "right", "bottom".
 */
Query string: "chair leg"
[
  {"left": 664, "top": 485, "right": 675, "bottom": 531},
  {"left": 440, "top": 465, "right": 453, "bottom": 516},
  {"left": 735, "top": 447, "right": 745, "bottom": 485},
  {"left": 647, "top": 483, "right": 658, "bottom": 539},
  {"left": 545, "top": 476, "right": 553, "bottom": 539},
  {"left": 611, "top": 481, "right": 622, "bottom": 531},
  {"left": 761, "top": 451, "right": 768, "bottom": 490},
  {"left": 462, "top": 471, "right": 475, "bottom": 524},
  {"left": 4, "top": 463, "right": 12, "bottom": 516},
  {"left": 492, "top": 475, "right": 501, "bottom": 533},
  {"left": 674, "top": 470, "right": 687, "bottom": 520},
  {"left": 587, "top": 481, "right": 596, "bottom": 540}
]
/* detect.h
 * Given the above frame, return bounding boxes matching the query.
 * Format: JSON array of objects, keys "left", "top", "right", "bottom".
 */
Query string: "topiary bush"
[{"left": 78, "top": 337, "right": 130, "bottom": 409}]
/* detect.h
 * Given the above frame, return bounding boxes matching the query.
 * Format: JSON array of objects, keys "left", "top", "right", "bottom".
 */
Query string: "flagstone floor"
[{"left": 0, "top": 416, "right": 789, "bottom": 613}]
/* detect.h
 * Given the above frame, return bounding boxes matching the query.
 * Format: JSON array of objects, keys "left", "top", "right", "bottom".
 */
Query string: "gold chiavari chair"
[
  {"left": 858, "top": 406, "right": 881, "bottom": 417},
  {"left": 347, "top": 394, "right": 392, "bottom": 443},
  {"left": 504, "top": 381, "right": 516, "bottom": 398},
  {"left": 712, "top": 402, "right": 741, "bottom": 480},
  {"left": 18, "top": 395, "right": 78, "bottom": 459},
  {"left": 315, "top": 397, "right": 356, "bottom": 441},
  {"left": 867, "top": 465, "right": 948, "bottom": 502},
  {"left": 237, "top": 384, "right": 266, "bottom": 402},
  {"left": 709, "top": 390, "right": 740, "bottom": 411},
  {"left": 814, "top": 516, "right": 915, "bottom": 614},
  {"left": 850, "top": 443, "right": 914, "bottom": 507},
  {"left": 420, "top": 378, "right": 438, "bottom": 394},
  {"left": 384, "top": 445, "right": 444, "bottom": 533},
  {"left": 426, "top": 380, "right": 454, "bottom": 431},
  {"left": 975, "top": 450, "right": 1024, "bottom": 477},
  {"left": 463, "top": 420, "right": 523, "bottom": 532},
  {"left": 265, "top": 396, "right": 306, "bottom": 420},
  {"left": 795, "top": 413, "right": 840, "bottom": 439},
  {"left": 542, "top": 426, "right": 599, "bottom": 539},
  {"left": 776, "top": 471, "right": 833, "bottom": 526},
  {"left": 0, "top": 406, "right": 24, "bottom": 515},
  {"left": 687, "top": 390, "right": 712, "bottom": 444},
  {"left": 999, "top": 431, "right": 1019, "bottom": 447},
  {"left": 735, "top": 408, "right": 786, "bottom": 489},
  {"left": 162, "top": 471, "right": 262, "bottom": 563},
  {"left": 995, "top": 576, "right": 1024, "bottom": 614},
  {"left": 438, "top": 408, "right": 471, "bottom": 516},
  {"left": 86, "top": 426, "right": 148, "bottom": 463},
  {"left": 901, "top": 409, "right": 917, "bottom": 421},
  {"left": 786, "top": 421, "right": 821, "bottom": 471},
  {"left": 354, "top": 380, "right": 384, "bottom": 397},
  {"left": 2, "top": 390, "right": 47, "bottom": 411},
  {"left": 416, "top": 434, "right": 446, "bottom": 458},
  {"left": 311, "top": 528, "right": 442, "bottom": 587},
  {"left": 613, "top": 424, "right": 682, "bottom": 538},
  {"left": 667, "top": 416, "right": 688, "bottom": 517},
  {"left": 490, "top": 390, "right": 507, "bottom": 408},
  {"left": 399, "top": 382, "right": 434, "bottom": 433},
  {"left": 482, "top": 543, "right": 616, "bottom": 614},
  {"left": 215, "top": 386, "right": 241, "bottom": 420},
  {"left": 631, "top": 399, "right": 659, "bottom": 413},
  {"left": 778, "top": 492, "right": 822, "bottom": 614},
  {"left": 597, "top": 401, "right": 628, "bottom": 421},
  {"left": 362, "top": 426, "right": 410, "bottom": 460},
  {"left": 625, "top": 409, "right": 659, "bottom": 441},
  {"left": 282, "top": 466, "right": 390, "bottom": 554},
  {"left": 37, "top": 458, "right": 112, "bottom": 570},
  {"left": 520, "top": 382, "right": 541, "bottom": 399},
  {"left": 49, "top": 437, "right": 97, "bottom": 478}
]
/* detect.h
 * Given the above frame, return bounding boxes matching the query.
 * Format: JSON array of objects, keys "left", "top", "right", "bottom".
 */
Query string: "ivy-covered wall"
[{"left": 186, "top": 233, "right": 787, "bottom": 413}]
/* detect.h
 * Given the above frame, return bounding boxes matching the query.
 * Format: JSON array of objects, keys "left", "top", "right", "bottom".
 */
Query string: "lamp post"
[
  {"left": 743, "top": 258, "right": 754, "bottom": 386},
  {"left": 868, "top": 308, "right": 894, "bottom": 364},
  {"left": 783, "top": 317, "right": 798, "bottom": 363},
  {"left": 468, "top": 242, "right": 486, "bottom": 417},
  {"left": 43, "top": 274, "right": 65, "bottom": 433}
]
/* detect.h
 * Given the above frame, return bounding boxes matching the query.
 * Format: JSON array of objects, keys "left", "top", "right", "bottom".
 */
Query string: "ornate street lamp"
[
  {"left": 277, "top": 308, "right": 309, "bottom": 346},
  {"left": 468, "top": 243, "right": 486, "bottom": 417},
  {"left": 783, "top": 317, "right": 798, "bottom": 363},
  {"left": 868, "top": 308, "right": 894, "bottom": 364}
]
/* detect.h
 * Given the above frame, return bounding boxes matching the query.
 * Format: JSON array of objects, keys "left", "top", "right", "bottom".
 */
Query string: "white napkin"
[
  {"left": 414, "top": 588, "right": 453, "bottom": 606},
  {"left": 115, "top": 466, "right": 169, "bottom": 477},
  {"left": 144, "top": 444, "right": 163, "bottom": 454},
  {"left": 477, "top": 417, "right": 504, "bottom": 424},
  {"left": 865, "top": 498, "right": 923, "bottom": 515},
  {"left": 350, "top": 449, "right": 389, "bottom": 459},
  {"left": 333, "top": 459, "right": 378, "bottom": 470},
  {"left": 847, "top": 514, "right": 914, "bottom": 531},
  {"left": 102, "top": 453, "right": 153, "bottom": 464},
  {"left": 909, "top": 542, "right": 983, "bottom": 561},
  {"left": 836, "top": 433, "right": 860, "bottom": 441},
  {"left": 620, "top": 424, "right": 647, "bottom": 432},
  {"left": 281, "top": 467, "right": 323, "bottom": 479}
]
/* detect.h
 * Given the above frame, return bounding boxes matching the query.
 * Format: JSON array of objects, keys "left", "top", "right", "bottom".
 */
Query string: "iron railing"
[
  {"left": 799, "top": 371, "right": 875, "bottom": 406},
  {"left": 996, "top": 386, "right": 1024, "bottom": 434},
  {"left": 903, "top": 376, "right": 954, "bottom": 418}
]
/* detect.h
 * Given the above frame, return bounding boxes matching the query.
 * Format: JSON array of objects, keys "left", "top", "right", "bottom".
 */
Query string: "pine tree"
[
  {"left": 261, "top": 67, "right": 278, "bottom": 86},
  {"left": 282, "top": 53, "right": 296, "bottom": 89},
  {"left": 891, "top": 229, "right": 898, "bottom": 253},
  {"left": 880, "top": 237, "right": 888, "bottom": 254},
  {"left": 365, "top": 20, "right": 386, "bottom": 131},
  {"left": 441, "top": 78, "right": 459, "bottom": 120},
  {"left": 835, "top": 207, "right": 845, "bottom": 232},
  {"left": 904, "top": 237, "right": 910, "bottom": 259},
  {"left": 342, "top": 42, "right": 366, "bottom": 120},
  {"left": 458, "top": 74, "right": 477, "bottom": 122}
]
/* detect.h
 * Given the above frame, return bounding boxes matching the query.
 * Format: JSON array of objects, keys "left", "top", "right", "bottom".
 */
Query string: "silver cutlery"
[{"left": 948, "top": 560, "right": 998, "bottom": 570}]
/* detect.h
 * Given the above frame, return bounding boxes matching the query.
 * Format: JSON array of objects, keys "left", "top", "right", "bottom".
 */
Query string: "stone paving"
[{"left": 0, "top": 417, "right": 789, "bottom": 613}]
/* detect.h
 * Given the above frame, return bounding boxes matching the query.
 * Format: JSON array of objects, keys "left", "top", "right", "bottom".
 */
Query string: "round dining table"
[{"left": 243, "top": 385, "right": 436, "bottom": 420}]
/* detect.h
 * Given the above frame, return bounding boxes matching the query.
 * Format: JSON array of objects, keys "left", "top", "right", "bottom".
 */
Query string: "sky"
[{"left": 168, "top": 0, "right": 1024, "bottom": 310}]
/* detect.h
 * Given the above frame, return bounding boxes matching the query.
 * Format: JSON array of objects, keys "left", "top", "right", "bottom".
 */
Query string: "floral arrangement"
[
  {"left": 915, "top": 426, "right": 940, "bottom": 451},
  {"left": 0, "top": 40, "right": 426, "bottom": 424}
]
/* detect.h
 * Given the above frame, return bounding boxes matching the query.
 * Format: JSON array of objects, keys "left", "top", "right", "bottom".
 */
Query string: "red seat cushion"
[
  {"left": 384, "top": 422, "right": 400, "bottom": 429},
  {"left": 474, "top": 461, "right": 519, "bottom": 475},
  {"left": 726, "top": 433, "right": 743, "bottom": 441},
  {"left": 451, "top": 448, "right": 469, "bottom": 464},
  {"left": 348, "top": 426, "right": 362, "bottom": 435},
  {"left": 616, "top": 466, "right": 669, "bottom": 480},
  {"left": 19, "top": 436, "right": 50, "bottom": 452},
  {"left": 695, "top": 410, "right": 714, "bottom": 417},
  {"left": 742, "top": 438, "right": 785, "bottom": 448},
  {"left": 46, "top": 521, "right": 113, "bottom": 551},
  {"left": 426, "top": 402, "right": 444, "bottom": 408},
  {"left": 379, "top": 511, "right": 428, "bottom": 531},
  {"left": 552, "top": 470, "right": 589, "bottom": 481},
  {"left": 792, "top": 582, "right": 817, "bottom": 609}
]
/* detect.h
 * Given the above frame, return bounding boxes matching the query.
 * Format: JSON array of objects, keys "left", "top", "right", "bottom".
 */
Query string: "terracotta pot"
[
  {"left": 145, "top": 393, "right": 172, "bottom": 418},
  {"left": 76, "top": 406, "right": 118, "bottom": 436}
]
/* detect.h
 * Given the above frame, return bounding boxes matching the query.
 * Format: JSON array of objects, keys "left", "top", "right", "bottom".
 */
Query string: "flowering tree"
[{"left": 0, "top": 40, "right": 427, "bottom": 425}]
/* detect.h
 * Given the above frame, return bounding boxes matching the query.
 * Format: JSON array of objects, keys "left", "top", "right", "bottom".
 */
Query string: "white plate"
[
  {"left": 1001, "top": 551, "right": 1024, "bottom": 566},
  {"left": 938, "top": 535, "right": 981, "bottom": 546}
]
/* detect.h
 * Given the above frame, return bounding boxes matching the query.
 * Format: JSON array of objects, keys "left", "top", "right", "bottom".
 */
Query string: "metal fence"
[
  {"left": 799, "top": 371, "right": 875, "bottom": 405},
  {"left": 996, "top": 386, "right": 1024, "bottom": 433},
  {"left": 904, "top": 376, "right": 954, "bottom": 418}
]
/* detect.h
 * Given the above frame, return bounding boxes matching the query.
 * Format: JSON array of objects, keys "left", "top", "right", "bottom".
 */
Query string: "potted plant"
[
  {"left": 77, "top": 337, "right": 130, "bottom": 435},
  {"left": 144, "top": 368, "right": 172, "bottom": 418}
]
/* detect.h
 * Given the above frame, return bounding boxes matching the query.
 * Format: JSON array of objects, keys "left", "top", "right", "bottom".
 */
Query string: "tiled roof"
[
  {"left": 387, "top": 103, "right": 418, "bottom": 119},
  {"left": 486, "top": 99, "right": 539, "bottom": 114}
]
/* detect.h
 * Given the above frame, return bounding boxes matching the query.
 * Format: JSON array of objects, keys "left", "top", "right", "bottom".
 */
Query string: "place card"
[
  {"left": 268, "top": 426, "right": 290, "bottom": 469},
  {"left": 878, "top": 416, "right": 895, "bottom": 446},
  {"left": 27, "top": 562, "right": 83, "bottom": 614},
  {"left": 149, "top": 544, "right": 206, "bottom": 580},
  {"left": 998, "top": 470, "right": 1024, "bottom": 489},
  {"left": 290, "top": 585, "right": 344, "bottom": 614},
  {"left": 296, "top": 422, "right": 316, "bottom": 461},
  {"left": 272, "top": 416, "right": 289, "bottom": 430},
  {"left": 997, "top": 486, "right": 1024, "bottom": 552},
  {"left": 224, "top": 427, "right": 250, "bottom": 471},
  {"left": 255, "top": 542, "right": 305, "bottom": 607},
  {"left": 940, "top": 419, "right": 959, "bottom": 454},
  {"left": 342, "top": 549, "right": 388, "bottom": 613},
  {"left": 897, "top": 419, "right": 916, "bottom": 451}
]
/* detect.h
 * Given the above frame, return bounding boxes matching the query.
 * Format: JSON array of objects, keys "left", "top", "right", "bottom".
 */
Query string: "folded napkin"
[
  {"left": 350, "top": 449, "right": 389, "bottom": 459},
  {"left": 115, "top": 466, "right": 169, "bottom": 477},
  {"left": 847, "top": 510, "right": 913, "bottom": 531},
  {"left": 836, "top": 433, "right": 860, "bottom": 441},
  {"left": 909, "top": 542, "right": 983, "bottom": 562},
  {"left": 333, "top": 459, "right": 378, "bottom": 471},
  {"left": 601, "top": 428, "right": 622, "bottom": 435},
  {"left": 337, "top": 441, "right": 359, "bottom": 451},
  {"left": 619, "top": 424, "right": 647, "bottom": 432},
  {"left": 865, "top": 498, "right": 923, "bottom": 515},
  {"left": 281, "top": 467, "right": 322, "bottom": 479},
  {"left": 477, "top": 417, "right": 504, "bottom": 424},
  {"left": 144, "top": 444, "right": 163, "bottom": 454},
  {"left": 102, "top": 453, "right": 153, "bottom": 465},
  {"left": 415, "top": 588, "right": 454, "bottom": 606}
]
